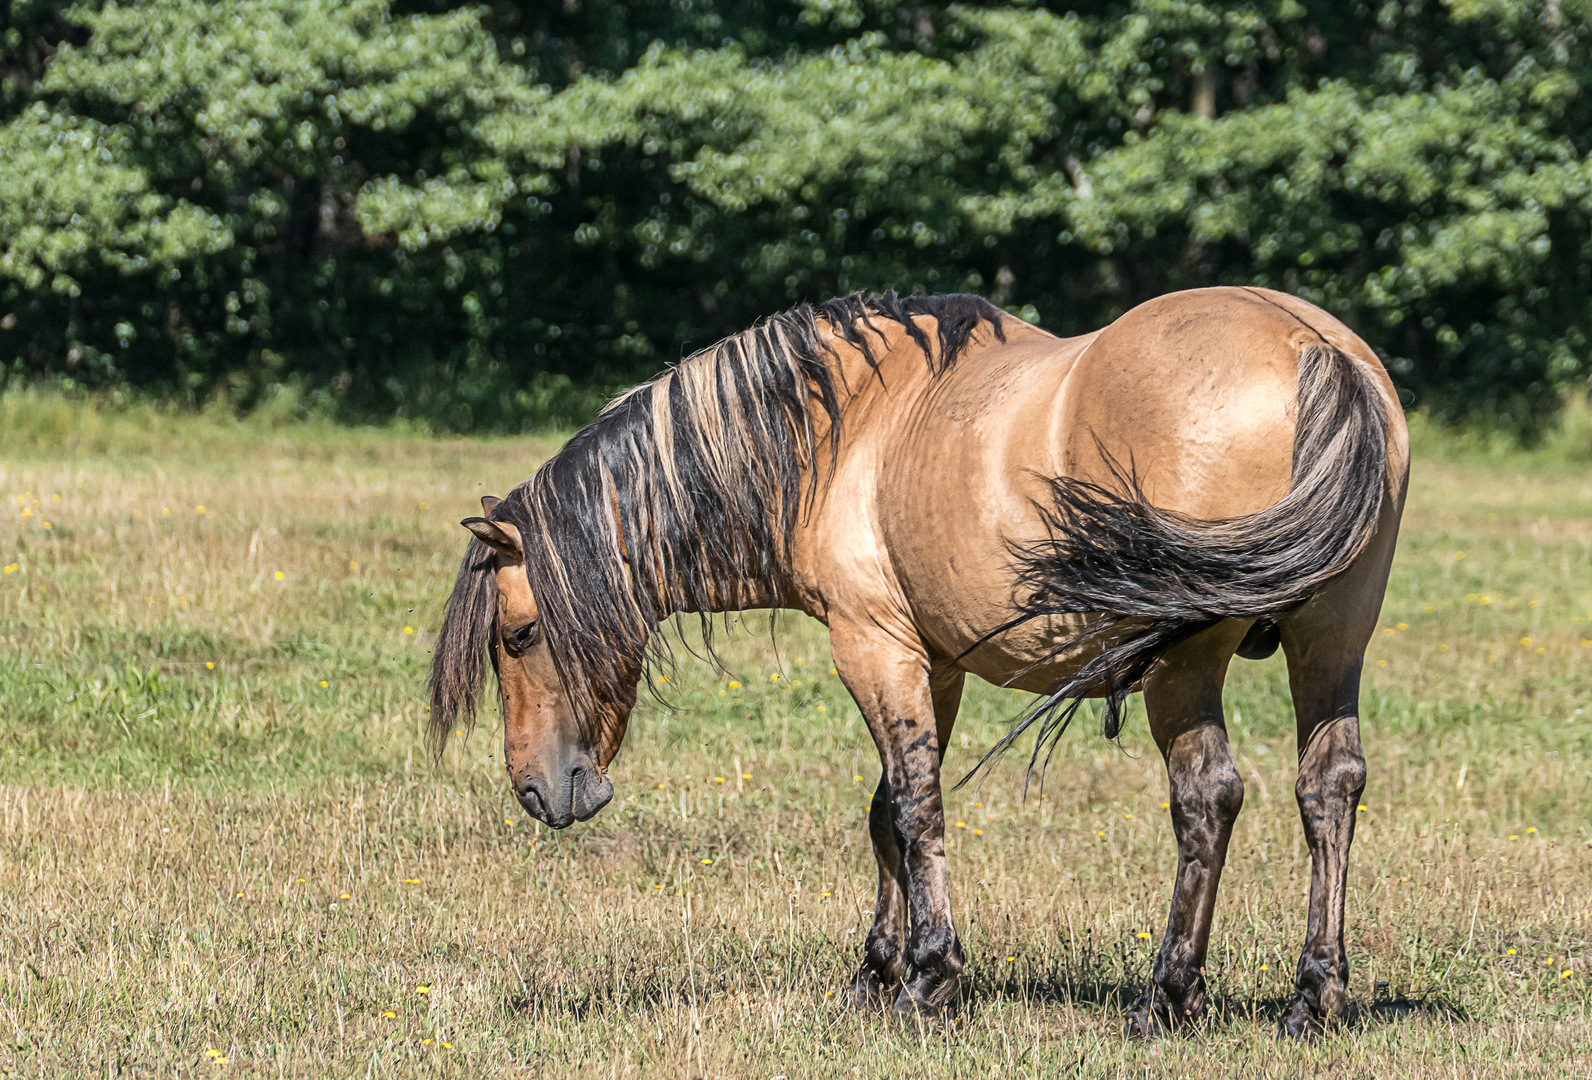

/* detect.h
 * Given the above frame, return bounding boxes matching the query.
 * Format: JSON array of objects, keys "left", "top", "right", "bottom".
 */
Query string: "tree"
[{"left": 1, "top": 0, "right": 1589, "bottom": 433}]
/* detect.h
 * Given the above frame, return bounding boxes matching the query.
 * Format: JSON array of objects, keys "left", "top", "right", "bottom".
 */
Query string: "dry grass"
[{"left": 0, "top": 394, "right": 1587, "bottom": 1077}]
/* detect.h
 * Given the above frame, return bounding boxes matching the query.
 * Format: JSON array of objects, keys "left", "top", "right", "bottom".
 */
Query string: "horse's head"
[{"left": 455, "top": 496, "right": 626, "bottom": 828}]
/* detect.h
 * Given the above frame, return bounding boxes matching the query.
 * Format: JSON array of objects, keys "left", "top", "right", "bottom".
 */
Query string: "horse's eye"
[{"left": 505, "top": 620, "right": 539, "bottom": 654}]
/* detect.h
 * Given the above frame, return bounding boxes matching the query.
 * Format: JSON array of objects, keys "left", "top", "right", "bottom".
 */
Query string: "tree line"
[{"left": 2, "top": 0, "right": 1589, "bottom": 434}]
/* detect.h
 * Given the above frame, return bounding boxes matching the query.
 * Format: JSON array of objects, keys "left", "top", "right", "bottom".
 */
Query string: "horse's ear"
[
  {"left": 461, "top": 517, "right": 523, "bottom": 560},
  {"left": 480, "top": 495, "right": 501, "bottom": 515}
]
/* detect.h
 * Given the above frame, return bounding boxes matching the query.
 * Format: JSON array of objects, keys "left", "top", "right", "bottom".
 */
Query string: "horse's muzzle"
[{"left": 514, "top": 761, "right": 613, "bottom": 829}]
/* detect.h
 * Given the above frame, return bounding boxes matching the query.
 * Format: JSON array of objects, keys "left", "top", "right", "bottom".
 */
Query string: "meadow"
[{"left": 0, "top": 390, "right": 1587, "bottom": 1078}]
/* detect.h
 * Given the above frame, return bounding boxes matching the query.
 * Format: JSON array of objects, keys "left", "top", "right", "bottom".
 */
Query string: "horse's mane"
[{"left": 427, "top": 291, "right": 1005, "bottom": 750}]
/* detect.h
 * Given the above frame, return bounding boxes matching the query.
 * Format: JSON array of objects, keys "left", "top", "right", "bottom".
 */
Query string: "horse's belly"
[{"left": 949, "top": 611, "right": 1105, "bottom": 693}]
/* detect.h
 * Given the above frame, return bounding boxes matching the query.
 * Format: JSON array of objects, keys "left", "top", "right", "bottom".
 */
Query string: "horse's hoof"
[
  {"left": 1125, "top": 982, "right": 1205, "bottom": 1038},
  {"left": 850, "top": 968, "right": 895, "bottom": 1012},
  {"left": 890, "top": 979, "right": 957, "bottom": 1022},
  {"left": 1279, "top": 994, "right": 1324, "bottom": 1040},
  {"left": 1124, "top": 997, "right": 1171, "bottom": 1040}
]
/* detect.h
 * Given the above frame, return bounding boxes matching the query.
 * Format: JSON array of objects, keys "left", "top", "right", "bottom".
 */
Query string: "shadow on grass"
[{"left": 502, "top": 953, "right": 1470, "bottom": 1037}]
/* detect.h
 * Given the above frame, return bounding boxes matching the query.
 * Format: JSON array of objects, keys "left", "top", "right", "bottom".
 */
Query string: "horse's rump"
[{"left": 971, "top": 290, "right": 1397, "bottom": 776}]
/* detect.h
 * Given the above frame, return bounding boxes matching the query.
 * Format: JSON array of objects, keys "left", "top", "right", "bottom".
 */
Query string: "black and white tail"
[{"left": 971, "top": 343, "right": 1391, "bottom": 781}]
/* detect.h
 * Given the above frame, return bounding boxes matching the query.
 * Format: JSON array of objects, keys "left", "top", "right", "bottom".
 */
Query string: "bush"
[{"left": 2, "top": 1, "right": 1591, "bottom": 434}]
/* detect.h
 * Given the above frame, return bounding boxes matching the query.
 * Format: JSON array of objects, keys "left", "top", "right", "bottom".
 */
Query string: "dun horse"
[{"left": 429, "top": 287, "right": 1408, "bottom": 1037}]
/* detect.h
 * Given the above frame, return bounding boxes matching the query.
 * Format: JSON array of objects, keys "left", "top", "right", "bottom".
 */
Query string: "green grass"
[{"left": 0, "top": 392, "right": 1587, "bottom": 1077}]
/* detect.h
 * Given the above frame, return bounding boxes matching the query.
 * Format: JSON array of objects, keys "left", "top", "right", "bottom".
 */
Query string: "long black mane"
[{"left": 428, "top": 291, "right": 1005, "bottom": 749}]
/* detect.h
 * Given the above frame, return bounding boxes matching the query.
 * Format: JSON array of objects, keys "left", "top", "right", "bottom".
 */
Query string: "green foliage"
[{"left": 2, "top": 0, "right": 1591, "bottom": 431}]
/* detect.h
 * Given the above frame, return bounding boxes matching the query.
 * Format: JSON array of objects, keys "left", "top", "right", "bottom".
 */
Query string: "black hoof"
[
  {"left": 1279, "top": 993, "right": 1326, "bottom": 1039},
  {"left": 850, "top": 965, "right": 896, "bottom": 1012},
  {"left": 890, "top": 974, "right": 959, "bottom": 1021},
  {"left": 1125, "top": 984, "right": 1204, "bottom": 1038},
  {"left": 1124, "top": 1000, "right": 1169, "bottom": 1040}
]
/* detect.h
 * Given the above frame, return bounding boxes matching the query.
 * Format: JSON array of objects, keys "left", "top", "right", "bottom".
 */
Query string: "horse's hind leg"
[
  {"left": 1276, "top": 518, "right": 1395, "bottom": 1036},
  {"left": 1126, "top": 622, "right": 1248, "bottom": 1037}
]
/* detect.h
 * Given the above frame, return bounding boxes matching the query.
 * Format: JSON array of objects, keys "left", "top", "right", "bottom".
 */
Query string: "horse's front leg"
[
  {"left": 1126, "top": 623, "right": 1247, "bottom": 1037},
  {"left": 835, "top": 625, "right": 965, "bottom": 1017},
  {"left": 851, "top": 774, "right": 908, "bottom": 1008}
]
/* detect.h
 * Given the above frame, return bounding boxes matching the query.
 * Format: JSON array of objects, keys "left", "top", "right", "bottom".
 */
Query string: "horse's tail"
[{"left": 968, "top": 342, "right": 1392, "bottom": 783}]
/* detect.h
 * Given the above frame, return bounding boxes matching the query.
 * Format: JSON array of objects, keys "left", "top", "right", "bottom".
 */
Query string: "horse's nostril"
[{"left": 517, "top": 782, "right": 546, "bottom": 818}]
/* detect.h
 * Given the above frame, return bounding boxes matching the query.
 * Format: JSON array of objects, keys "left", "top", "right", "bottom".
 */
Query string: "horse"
[{"left": 428, "top": 286, "right": 1408, "bottom": 1038}]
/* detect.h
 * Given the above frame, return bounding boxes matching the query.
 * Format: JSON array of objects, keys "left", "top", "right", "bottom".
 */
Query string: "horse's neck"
[{"left": 629, "top": 318, "right": 937, "bottom": 622}]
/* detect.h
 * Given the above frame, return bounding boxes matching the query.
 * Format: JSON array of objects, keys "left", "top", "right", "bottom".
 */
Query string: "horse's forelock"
[{"left": 427, "top": 533, "right": 499, "bottom": 756}]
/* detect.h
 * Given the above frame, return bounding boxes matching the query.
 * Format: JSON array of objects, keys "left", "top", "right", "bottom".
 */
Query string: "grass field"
[{"left": 0, "top": 390, "right": 1588, "bottom": 1078}]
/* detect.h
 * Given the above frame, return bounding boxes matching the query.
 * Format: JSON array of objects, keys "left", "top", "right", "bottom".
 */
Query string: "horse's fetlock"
[
  {"left": 1158, "top": 965, "right": 1206, "bottom": 1015},
  {"left": 905, "top": 924, "right": 962, "bottom": 979},
  {"left": 1295, "top": 948, "right": 1347, "bottom": 998},
  {"left": 864, "top": 937, "right": 906, "bottom": 984}
]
